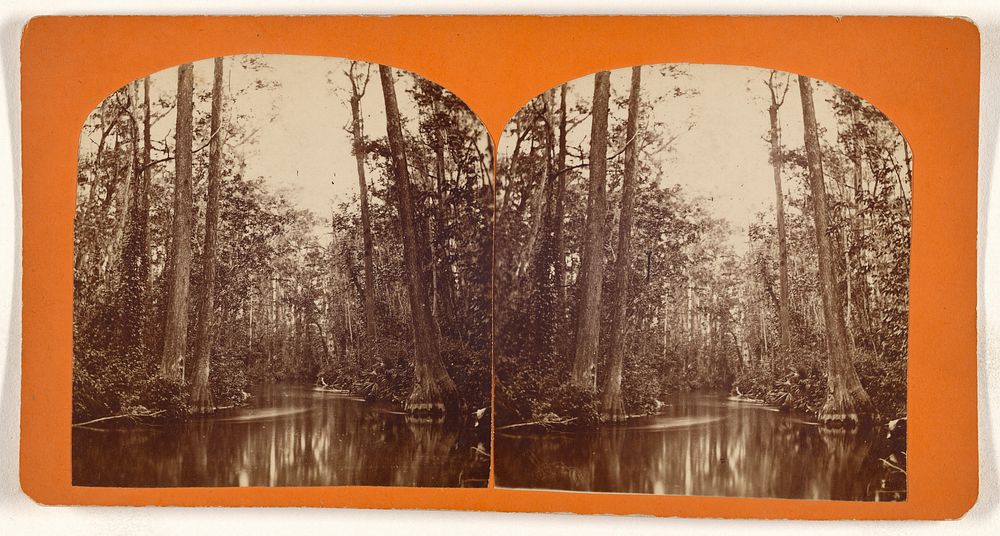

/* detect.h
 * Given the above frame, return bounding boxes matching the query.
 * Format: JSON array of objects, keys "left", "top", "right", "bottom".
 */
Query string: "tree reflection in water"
[
  {"left": 72, "top": 384, "right": 489, "bottom": 487},
  {"left": 496, "top": 392, "right": 903, "bottom": 500}
]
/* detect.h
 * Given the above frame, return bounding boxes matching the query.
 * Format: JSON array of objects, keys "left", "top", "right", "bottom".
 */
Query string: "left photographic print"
[{"left": 71, "top": 55, "right": 493, "bottom": 488}]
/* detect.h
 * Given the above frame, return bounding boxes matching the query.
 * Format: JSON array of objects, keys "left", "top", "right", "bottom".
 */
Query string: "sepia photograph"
[
  {"left": 494, "top": 64, "right": 910, "bottom": 500},
  {"left": 71, "top": 55, "right": 492, "bottom": 487}
]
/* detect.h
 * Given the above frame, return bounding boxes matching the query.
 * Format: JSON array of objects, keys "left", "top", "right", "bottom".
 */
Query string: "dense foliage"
[
  {"left": 73, "top": 57, "right": 491, "bottom": 423},
  {"left": 495, "top": 67, "right": 910, "bottom": 428}
]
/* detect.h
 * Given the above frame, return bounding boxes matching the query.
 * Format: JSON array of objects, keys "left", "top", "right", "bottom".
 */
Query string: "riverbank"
[{"left": 731, "top": 348, "right": 907, "bottom": 425}]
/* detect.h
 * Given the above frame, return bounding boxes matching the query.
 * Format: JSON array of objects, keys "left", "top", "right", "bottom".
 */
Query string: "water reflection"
[
  {"left": 496, "top": 392, "right": 903, "bottom": 500},
  {"left": 72, "top": 384, "right": 489, "bottom": 487}
]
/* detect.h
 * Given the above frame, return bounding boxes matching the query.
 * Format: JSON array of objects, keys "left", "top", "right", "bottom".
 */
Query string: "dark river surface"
[
  {"left": 73, "top": 384, "right": 490, "bottom": 487},
  {"left": 496, "top": 392, "right": 905, "bottom": 500}
]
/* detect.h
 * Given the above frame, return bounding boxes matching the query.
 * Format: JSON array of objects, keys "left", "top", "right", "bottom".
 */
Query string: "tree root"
[
  {"left": 600, "top": 392, "right": 627, "bottom": 423},
  {"left": 405, "top": 373, "right": 460, "bottom": 417}
]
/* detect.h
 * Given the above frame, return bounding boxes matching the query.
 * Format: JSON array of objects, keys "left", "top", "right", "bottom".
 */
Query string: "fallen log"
[
  {"left": 497, "top": 416, "right": 577, "bottom": 431},
  {"left": 72, "top": 409, "right": 166, "bottom": 428}
]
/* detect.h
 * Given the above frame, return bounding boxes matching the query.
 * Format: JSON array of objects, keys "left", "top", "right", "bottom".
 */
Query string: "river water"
[
  {"left": 72, "top": 384, "right": 489, "bottom": 487},
  {"left": 496, "top": 392, "right": 905, "bottom": 500}
]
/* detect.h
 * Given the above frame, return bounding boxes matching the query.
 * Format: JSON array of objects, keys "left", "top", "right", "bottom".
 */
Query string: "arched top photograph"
[
  {"left": 494, "top": 63, "right": 910, "bottom": 501},
  {"left": 71, "top": 54, "right": 493, "bottom": 488}
]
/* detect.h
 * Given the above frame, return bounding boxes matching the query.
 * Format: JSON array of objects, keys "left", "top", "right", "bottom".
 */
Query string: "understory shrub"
[
  {"left": 732, "top": 350, "right": 827, "bottom": 415},
  {"left": 620, "top": 349, "right": 666, "bottom": 416},
  {"left": 545, "top": 382, "right": 600, "bottom": 426},
  {"left": 315, "top": 334, "right": 490, "bottom": 411},
  {"left": 72, "top": 346, "right": 188, "bottom": 423},
  {"left": 497, "top": 350, "right": 603, "bottom": 427},
  {"left": 316, "top": 336, "right": 414, "bottom": 406},
  {"left": 496, "top": 351, "right": 564, "bottom": 426},
  {"left": 854, "top": 350, "right": 907, "bottom": 421},
  {"left": 732, "top": 348, "right": 906, "bottom": 423},
  {"left": 441, "top": 336, "right": 490, "bottom": 411},
  {"left": 209, "top": 350, "right": 251, "bottom": 408}
]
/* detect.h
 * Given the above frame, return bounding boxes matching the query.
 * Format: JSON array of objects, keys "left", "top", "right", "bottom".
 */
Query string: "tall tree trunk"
[
  {"left": 849, "top": 141, "right": 877, "bottom": 350},
  {"left": 571, "top": 70, "right": 611, "bottom": 391},
  {"left": 110, "top": 82, "right": 145, "bottom": 360},
  {"left": 553, "top": 84, "right": 570, "bottom": 359},
  {"left": 601, "top": 66, "right": 641, "bottom": 422},
  {"left": 347, "top": 62, "right": 379, "bottom": 347},
  {"left": 765, "top": 72, "right": 792, "bottom": 365},
  {"left": 519, "top": 92, "right": 557, "bottom": 284},
  {"left": 379, "top": 65, "right": 459, "bottom": 416},
  {"left": 160, "top": 63, "right": 195, "bottom": 381},
  {"left": 524, "top": 90, "right": 559, "bottom": 358},
  {"left": 798, "top": 75, "right": 872, "bottom": 427},
  {"left": 141, "top": 77, "right": 152, "bottom": 339},
  {"left": 430, "top": 94, "right": 455, "bottom": 327},
  {"left": 554, "top": 84, "right": 569, "bottom": 309},
  {"left": 189, "top": 57, "right": 224, "bottom": 413}
]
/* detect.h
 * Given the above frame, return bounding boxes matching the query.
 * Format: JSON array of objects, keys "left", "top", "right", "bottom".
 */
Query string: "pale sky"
[
  {"left": 642, "top": 64, "right": 836, "bottom": 240},
  {"left": 105, "top": 54, "right": 432, "bottom": 223},
  {"left": 500, "top": 64, "right": 871, "bottom": 255},
  {"left": 82, "top": 58, "right": 899, "bottom": 256}
]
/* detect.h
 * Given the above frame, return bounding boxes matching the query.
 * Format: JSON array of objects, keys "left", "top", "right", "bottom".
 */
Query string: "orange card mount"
[{"left": 20, "top": 16, "right": 979, "bottom": 518}]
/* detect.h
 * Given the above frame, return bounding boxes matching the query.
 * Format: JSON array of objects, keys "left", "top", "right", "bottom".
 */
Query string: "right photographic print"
[{"left": 494, "top": 64, "right": 910, "bottom": 501}]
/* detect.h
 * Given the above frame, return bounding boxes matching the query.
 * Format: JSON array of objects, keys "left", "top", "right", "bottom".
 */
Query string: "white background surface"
[{"left": 1, "top": 1, "right": 997, "bottom": 534}]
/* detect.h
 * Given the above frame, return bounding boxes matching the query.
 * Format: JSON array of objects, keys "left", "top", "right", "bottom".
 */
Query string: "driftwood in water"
[
  {"left": 497, "top": 415, "right": 576, "bottom": 432},
  {"left": 316, "top": 377, "right": 350, "bottom": 394},
  {"left": 72, "top": 409, "right": 166, "bottom": 428}
]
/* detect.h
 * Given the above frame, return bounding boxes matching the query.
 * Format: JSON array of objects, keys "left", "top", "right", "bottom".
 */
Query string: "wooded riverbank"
[{"left": 73, "top": 56, "right": 491, "bottom": 461}]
